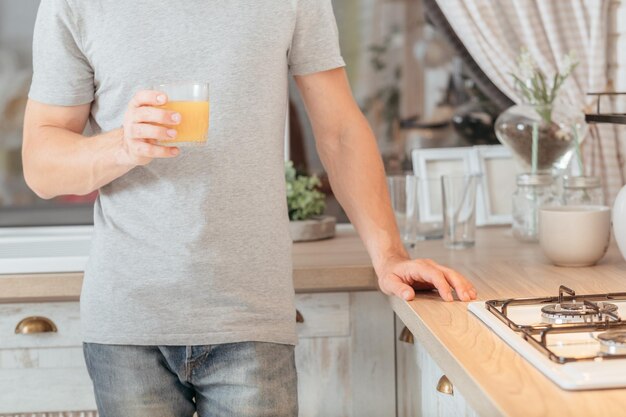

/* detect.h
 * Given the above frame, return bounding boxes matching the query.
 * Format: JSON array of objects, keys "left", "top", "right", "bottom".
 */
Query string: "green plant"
[
  {"left": 285, "top": 161, "right": 326, "bottom": 221},
  {"left": 511, "top": 48, "right": 577, "bottom": 124}
]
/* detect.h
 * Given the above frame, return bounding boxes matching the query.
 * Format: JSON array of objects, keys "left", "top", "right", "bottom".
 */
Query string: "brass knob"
[
  {"left": 15, "top": 316, "right": 58, "bottom": 334},
  {"left": 436, "top": 375, "right": 454, "bottom": 395},
  {"left": 399, "top": 326, "right": 414, "bottom": 344},
  {"left": 296, "top": 310, "right": 304, "bottom": 323}
]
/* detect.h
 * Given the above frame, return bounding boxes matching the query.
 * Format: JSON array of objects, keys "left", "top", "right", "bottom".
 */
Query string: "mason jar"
[
  {"left": 562, "top": 176, "right": 604, "bottom": 206},
  {"left": 512, "top": 173, "right": 557, "bottom": 242}
]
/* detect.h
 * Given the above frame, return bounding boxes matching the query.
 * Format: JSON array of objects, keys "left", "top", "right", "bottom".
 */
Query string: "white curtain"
[{"left": 435, "top": 0, "right": 622, "bottom": 202}]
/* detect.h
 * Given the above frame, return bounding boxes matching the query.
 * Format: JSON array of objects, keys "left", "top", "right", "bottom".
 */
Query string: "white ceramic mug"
[{"left": 539, "top": 205, "right": 611, "bottom": 267}]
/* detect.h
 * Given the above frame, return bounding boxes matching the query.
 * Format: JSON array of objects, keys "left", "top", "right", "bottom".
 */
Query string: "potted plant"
[
  {"left": 285, "top": 161, "right": 336, "bottom": 242},
  {"left": 495, "top": 49, "right": 584, "bottom": 172}
]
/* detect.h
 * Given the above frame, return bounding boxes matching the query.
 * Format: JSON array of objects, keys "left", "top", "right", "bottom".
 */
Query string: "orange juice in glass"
[{"left": 155, "top": 82, "right": 210, "bottom": 146}]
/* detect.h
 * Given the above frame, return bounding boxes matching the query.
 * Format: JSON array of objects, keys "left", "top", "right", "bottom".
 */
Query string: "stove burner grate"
[
  {"left": 541, "top": 301, "right": 619, "bottom": 324},
  {"left": 484, "top": 285, "right": 626, "bottom": 364}
]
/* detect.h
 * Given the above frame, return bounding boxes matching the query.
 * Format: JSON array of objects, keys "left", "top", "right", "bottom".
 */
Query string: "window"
[{"left": 0, "top": 1, "right": 94, "bottom": 226}]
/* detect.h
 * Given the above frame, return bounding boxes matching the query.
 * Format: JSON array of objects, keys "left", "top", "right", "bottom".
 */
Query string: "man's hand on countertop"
[{"left": 376, "top": 256, "right": 478, "bottom": 302}]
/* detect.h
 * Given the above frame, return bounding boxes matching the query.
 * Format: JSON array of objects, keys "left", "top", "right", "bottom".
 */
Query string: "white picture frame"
[
  {"left": 411, "top": 148, "right": 476, "bottom": 223},
  {"left": 471, "top": 145, "right": 518, "bottom": 226}
]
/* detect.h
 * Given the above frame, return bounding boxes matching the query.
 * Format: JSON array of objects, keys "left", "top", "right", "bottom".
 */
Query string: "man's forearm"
[
  {"left": 23, "top": 93, "right": 181, "bottom": 199},
  {"left": 22, "top": 126, "right": 132, "bottom": 199},
  {"left": 298, "top": 68, "right": 477, "bottom": 302},
  {"left": 318, "top": 113, "right": 408, "bottom": 270}
]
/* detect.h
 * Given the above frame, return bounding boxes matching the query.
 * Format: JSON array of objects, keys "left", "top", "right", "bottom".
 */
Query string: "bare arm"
[
  {"left": 295, "top": 68, "right": 477, "bottom": 302},
  {"left": 22, "top": 91, "right": 181, "bottom": 199}
]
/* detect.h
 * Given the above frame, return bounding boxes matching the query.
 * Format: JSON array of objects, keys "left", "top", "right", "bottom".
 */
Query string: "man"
[{"left": 23, "top": 1, "right": 477, "bottom": 416}]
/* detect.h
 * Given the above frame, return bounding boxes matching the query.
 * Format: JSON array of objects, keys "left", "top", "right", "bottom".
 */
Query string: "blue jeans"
[{"left": 83, "top": 342, "right": 298, "bottom": 417}]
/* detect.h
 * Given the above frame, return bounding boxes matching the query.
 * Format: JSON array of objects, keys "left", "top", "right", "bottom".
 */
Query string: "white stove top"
[{"left": 469, "top": 297, "right": 626, "bottom": 390}]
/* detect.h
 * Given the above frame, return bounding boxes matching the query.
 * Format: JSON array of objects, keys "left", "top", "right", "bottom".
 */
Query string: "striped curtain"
[{"left": 434, "top": 0, "right": 622, "bottom": 202}]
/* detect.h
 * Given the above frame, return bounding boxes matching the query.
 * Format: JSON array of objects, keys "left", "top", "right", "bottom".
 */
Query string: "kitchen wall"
[{"left": 0, "top": 1, "right": 38, "bottom": 61}]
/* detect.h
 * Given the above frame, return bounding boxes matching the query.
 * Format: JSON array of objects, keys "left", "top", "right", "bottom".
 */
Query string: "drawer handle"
[
  {"left": 436, "top": 375, "right": 454, "bottom": 396},
  {"left": 15, "top": 316, "right": 58, "bottom": 334},
  {"left": 399, "top": 326, "right": 414, "bottom": 344},
  {"left": 296, "top": 309, "right": 304, "bottom": 323}
]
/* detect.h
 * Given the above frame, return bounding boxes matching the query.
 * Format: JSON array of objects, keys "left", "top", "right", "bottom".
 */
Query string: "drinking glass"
[
  {"left": 154, "top": 82, "right": 210, "bottom": 147},
  {"left": 388, "top": 175, "right": 445, "bottom": 245},
  {"left": 441, "top": 174, "right": 479, "bottom": 249},
  {"left": 415, "top": 177, "right": 444, "bottom": 240},
  {"left": 387, "top": 175, "right": 421, "bottom": 246}
]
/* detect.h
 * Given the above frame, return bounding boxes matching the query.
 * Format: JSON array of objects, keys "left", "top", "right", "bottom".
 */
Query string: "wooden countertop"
[
  {"left": 0, "top": 226, "right": 377, "bottom": 303},
  {"left": 392, "top": 227, "right": 626, "bottom": 417}
]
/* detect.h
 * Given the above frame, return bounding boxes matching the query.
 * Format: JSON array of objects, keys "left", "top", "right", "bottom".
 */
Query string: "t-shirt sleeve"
[
  {"left": 288, "top": 0, "right": 346, "bottom": 76},
  {"left": 28, "top": 0, "right": 94, "bottom": 106}
]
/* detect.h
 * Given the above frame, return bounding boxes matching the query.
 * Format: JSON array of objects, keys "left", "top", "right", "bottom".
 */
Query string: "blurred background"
[{"left": 6, "top": 1, "right": 623, "bottom": 225}]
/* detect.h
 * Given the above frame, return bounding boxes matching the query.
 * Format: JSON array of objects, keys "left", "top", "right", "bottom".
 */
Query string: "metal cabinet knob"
[
  {"left": 399, "top": 326, "right": 414, "bottom": 344},
  {"left": 296, "top": 310, "right": 304, "bottom": 323},
  {"left": 436, "top": 375, "right": 454, "bottom": 395},
  {"left": 15, "top": 316, "right": 58, "bottom": 334}
]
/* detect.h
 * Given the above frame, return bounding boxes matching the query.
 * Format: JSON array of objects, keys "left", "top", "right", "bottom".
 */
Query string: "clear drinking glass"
[
  {"left": 154, "top": 82, "right": 210, "bottom": 147},
  {"left": 388, "top": 175, "right": 445, "bottom": 245},
  {"left": 441, "top": 174, "right": 479, "bottom": 249},
  {"left": 388, "top": 175, "right": 421, "bottom": 246},
  {"left": 415, "top": 177, "right": 444, "bottom": 240}
]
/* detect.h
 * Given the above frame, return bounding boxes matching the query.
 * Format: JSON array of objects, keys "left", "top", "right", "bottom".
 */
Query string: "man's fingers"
[
  {"left": 412, "top": 263, "right": 454, "bottom": 302},
  {"left": 384, "top": 277, "right": 416, "bottom": 301},
  {"left": 133, "top": 107, "right": 181, "bottom": 125},
  {"left": 131, "top": 139, "right": 179, "bottom": 159},
  {"left": 129, "top": 90, "right": 168, "bottom": 108},
  {"left": 425, "top": 260, "right": 477, "bottom": 301},
  {"left": 131, "top": 123, "right": 177, "bottom": 141}
]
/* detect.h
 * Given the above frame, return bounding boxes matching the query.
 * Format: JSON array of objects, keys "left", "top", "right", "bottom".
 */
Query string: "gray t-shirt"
[{"left": 29, "top": 0, "right": 344, "bottom": 346}]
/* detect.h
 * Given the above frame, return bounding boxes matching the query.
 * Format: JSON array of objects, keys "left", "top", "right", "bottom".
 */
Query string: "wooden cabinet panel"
[
  {"left": 395, "top": 315, "right": 479, "bottom": 417},
  {"left": 349, "top": 292, "right": 395, "bottom": 417},
  {"left": 0, "top": 302, "right": 95, "bottom": 414},
  {"left": 295, "top": 292, "right": 396, "bottom": 417},
  {"left": 295, "top": 293, "right": 350, "bottom": 338},
  {"left": 0, "top": 302, "right": 81, "bottom": 349},
  {"left": 296, "top": 336, "right": 352, "bottom": 417},
  {"left": 0, "top": 368, "right": 95, "bottom": 414}
]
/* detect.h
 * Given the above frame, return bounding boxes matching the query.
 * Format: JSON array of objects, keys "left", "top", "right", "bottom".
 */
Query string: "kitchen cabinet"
[
  {"left": 295, "top": 292, "right": 396, "bottom": 417},
  {"left": 0, "top": 301, "right": 96, "bottom": 416},
  {"left": 0, "top": 291, "right": 396, "bottom": 417},
  {"left": 395, "top": 316, "right": 478, "bottom": 417}
]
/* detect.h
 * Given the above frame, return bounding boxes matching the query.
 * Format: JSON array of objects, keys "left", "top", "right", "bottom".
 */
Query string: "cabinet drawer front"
[
  {"left": 0, "top": 368, "right": 96, "bottom": 414},
  {"left": 0, "top": 302, "right": 81, "bottom": 349},
  {"left": 0, "top": 346, "right": 85, "bottom": 370},
  {"left": 295, "top": 293, "right": 350, "bottom": 338}
]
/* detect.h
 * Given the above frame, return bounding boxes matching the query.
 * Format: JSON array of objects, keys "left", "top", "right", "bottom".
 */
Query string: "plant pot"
[
  {"left": 494, "top": 103, "right": 585, "bottom": 171},
  {"left": 290, "top": 215, "right": 336, "bottom": 242}
]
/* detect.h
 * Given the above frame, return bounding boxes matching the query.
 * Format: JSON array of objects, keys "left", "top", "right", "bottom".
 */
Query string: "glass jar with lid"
[
  {"left": 512, "top": 173, "right": 557, "bottom": 242},
  {"left": 562, "top": 176, "right": 604, "bottom": 206}
]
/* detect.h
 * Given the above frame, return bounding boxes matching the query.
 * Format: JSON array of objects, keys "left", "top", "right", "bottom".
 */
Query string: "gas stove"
[{"left": 468, "top": 285, "right": 626, "bottom": 390}]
